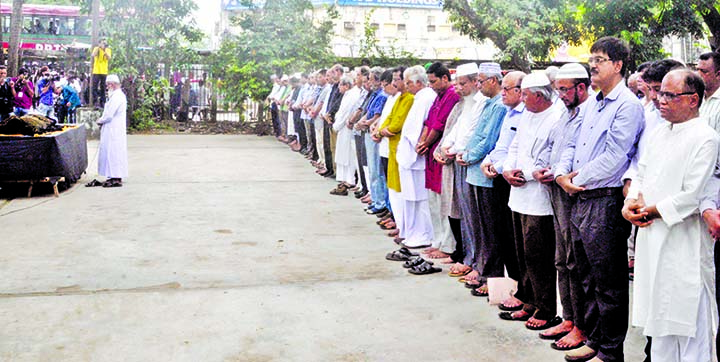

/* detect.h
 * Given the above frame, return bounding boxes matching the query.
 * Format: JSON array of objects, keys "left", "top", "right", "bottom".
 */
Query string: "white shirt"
[
  {"left": 623, "top": 105, "right": 666, "bottom": 182},
  {"left": 397, "top": 87, "right": 437, "bottom": 170},
  {"left": 628, "top": 117, "right": 719, "bottom": 337},
  {"left": 442, "top": 91, "right": 487, "bottom": 154},
  {"left": 504, "top": 101, "right": 567, "bottom": 216},
  {"left": 378, "top": 93, "right": 399, "bottom": 158}
]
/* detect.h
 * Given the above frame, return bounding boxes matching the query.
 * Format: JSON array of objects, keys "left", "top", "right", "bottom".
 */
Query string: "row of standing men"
[{"left": 267, "top": 36, "right": 720, "bottom": 362}]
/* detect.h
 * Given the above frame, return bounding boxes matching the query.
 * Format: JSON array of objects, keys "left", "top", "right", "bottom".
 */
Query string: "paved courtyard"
[{"left": 0, "top": 135, "right": 645, "bottom": 362}]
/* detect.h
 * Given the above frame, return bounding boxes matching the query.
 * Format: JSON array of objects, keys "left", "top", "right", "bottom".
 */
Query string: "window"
[
  {"left": 397, "top": 23, "right": 406, "bottom": 31},
  {"left": 370, "top": 22, "right": 379, "bottom": 30},
  {"left": 427, "top": 25, "right": 436, "bottom": 32},
  {"left": 344, "top": 21, "right": 355, "bottom": 30}
]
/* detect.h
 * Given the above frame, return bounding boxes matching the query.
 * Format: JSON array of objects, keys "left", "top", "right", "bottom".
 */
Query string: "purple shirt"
[
  {"left": 425, "top": 85, "right": 460, "bottom": 193},
  {"left": 13, "top": 78, "right": 33, "bottom": 109},
  {"left": 555, "top": 82, "right": 645, "bottom": 189}
]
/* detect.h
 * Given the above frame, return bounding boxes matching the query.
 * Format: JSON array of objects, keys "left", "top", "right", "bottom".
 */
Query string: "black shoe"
[
  {"left": 354, "top": 190, "right": 368, "bottom": 199},
  {"left": 375, "top": 209, "right": 390, "bottom": 218}
]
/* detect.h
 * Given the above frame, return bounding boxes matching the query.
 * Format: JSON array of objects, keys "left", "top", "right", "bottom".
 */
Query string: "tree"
[
  {"left": 210, "top": 0, "right": 337, "bottom": 118},
  {"left": 444, "top": 0, "right": 708, "bottom": 71},
  {"left": 443, "top": 0, "right": 574, "bottom": 72},
  {"left": 93, "top": 0, "right": 203, "bottom": 77},
  {"left": 8, "top": 0, "right": 22, "bottom": 75}
]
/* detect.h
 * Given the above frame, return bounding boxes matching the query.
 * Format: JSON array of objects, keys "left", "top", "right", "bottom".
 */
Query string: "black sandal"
[
  {"left": 385, "top": 247, "right": 417, "bottom": 261},
  {"left": 102, "top": 179, "right": 122, "bottom": 188},
  {"left": 402, "top": 257, "right": 433, "bottom": 269},
  {"left": 85, "top": 179, "right": 102, "bottom": 187},
  {"left": 408, "top": 261, "right": 442, "bottom": 275}
]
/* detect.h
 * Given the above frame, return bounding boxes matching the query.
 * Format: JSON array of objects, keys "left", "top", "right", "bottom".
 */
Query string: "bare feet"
[
  {"left": 427, "top": 250, "right": 450, "bottom": 259},
  {"left": 540, "top": 320, "right": 573, "bottom": 339},
  {"left": 526, "top": 316, "right": 551, "bottom": 329},
  {"left": 422, "top": 247, "right": 439, "bottom": 255},
  {"left": 439, "top": 257, "right": 454, "bottom": 264},
  {"left": 501, "top": 296, "right": 523, "bottom": 309},
  {"left": 554, "top": 326, "right": 587, "bottom": 349},
  {"left": 449, "top": 263, "right": 471, "bottom": 274},
  {"left": 464, "top": 270, "right": 479, "bottom": 282}
]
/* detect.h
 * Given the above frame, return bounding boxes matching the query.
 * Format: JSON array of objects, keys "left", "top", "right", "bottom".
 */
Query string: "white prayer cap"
[
  {"left": 106, "top": 74, "right": 120, "bottom": 84},
  {"left": 556, "top": 63, "right": 589, "bottom": 80},
  {"left": 478, "top": 62, "right": 502, "bottom": 75},
  {"left": 545, "top": 66, "right": 559, "bottom": 81},
  {"left": 521, "top": 72, "right": 550, "bottom": 89},
  {"left": 456, "top": 62, "right": 479, "bottom": 77},
  {"left": 281, "top": 74, "right": 289, "bottom": 81}
]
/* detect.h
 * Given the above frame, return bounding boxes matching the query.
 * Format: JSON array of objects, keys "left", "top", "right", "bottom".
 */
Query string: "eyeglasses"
[
  {"left": 502, "top": 85, "right": 520, "bottom": 92},
  {"left": 588, "top": 57, "right": 612, "bottom": 65},
  {"left": 557, "top": 83, "right": 579, "bottom": 94},
  {"left": 658, "top": 91, "right": 696, "bottom": 102},
  {"left": 477, "top": 78, "right": 493, "bottom": 85}
]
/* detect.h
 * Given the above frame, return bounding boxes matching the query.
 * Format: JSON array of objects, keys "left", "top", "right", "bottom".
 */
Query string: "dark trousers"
[
  {"left": 494, "top": 177, "right": 520, "bottom": 282},
  {"left": 550, "top": 184, "right": 586, "bottom": 326},
  {"left": 270, "top": 103, "right": 280, "bottom": 137},
  {"left": 571, "top": 188, "right": 630, "bottom": 362},
  {"left": 449, "top": 217, "right": 464, "bottom": 263},
  {"left": 474, "top": 185, "right": 505, "bottom": 279},
  {"left": 511, "top": 211, "right": 557, "bottom": 320},
  {"left": 354, "top": 132, "right": 368, "bottom": 192},
  {"left": 323, "top": 121, "right": 334, "bottom": 174},
  {"left": 293, "top": 112, "right": 307, "bottom": 150},
  {"left": 92, "top": 74, "right": 107, "bottom": 106}
]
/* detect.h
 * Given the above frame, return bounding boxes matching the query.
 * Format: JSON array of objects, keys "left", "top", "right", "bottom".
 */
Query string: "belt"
[{"left": 577, "top": 187, "right": 623, "bottom": 200}]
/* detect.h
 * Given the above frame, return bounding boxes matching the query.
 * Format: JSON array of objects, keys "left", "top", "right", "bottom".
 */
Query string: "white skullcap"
[
  {"left": 106, "top": 74, "right": 120, "bottom": 84},
  {"left": 478, "top": 62, "right": 502, "bottom": 75},
  {"left": 521, "top": 72, "right": 550, "bottom": 89},
  {"left": 556, "top": 63, "right": 589, "bottom": 80},
  {"left": 281, "top": 75, "right": 289, "bottom": 81},
  {"left": 456, "top": 63, "right": 479, "bottom": 77}
]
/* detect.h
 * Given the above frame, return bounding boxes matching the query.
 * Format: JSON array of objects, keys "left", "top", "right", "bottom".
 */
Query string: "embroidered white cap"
[
  {"left": 521, "top": 72, "right": 550, "bottom": 89},
  {"left": 556, "top": 63, "right": 589, "bottom": 80},
  {"left": 456, "top": 62, "right": 479, "bottom": 77}
]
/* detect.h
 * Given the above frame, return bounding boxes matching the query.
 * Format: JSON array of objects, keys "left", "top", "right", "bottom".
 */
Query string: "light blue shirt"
[
  {"left": 464, "top": 95, "right": 507, "bottom": 187},
  {"left": 482, "top": 102, "right": 525, "bottom": 175},
  {"left": 555, "top": 81, "right": 645, "bottom": 189}
]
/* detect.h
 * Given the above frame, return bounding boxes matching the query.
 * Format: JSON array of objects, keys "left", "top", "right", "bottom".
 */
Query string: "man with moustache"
[{"left": 556, "top": 36, "right": 644, "bottom": 362}]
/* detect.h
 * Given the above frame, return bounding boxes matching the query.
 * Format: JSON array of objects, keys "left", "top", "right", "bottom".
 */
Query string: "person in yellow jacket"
[{"left": 91, "top": 38, "right": 112, "bottom": 107}]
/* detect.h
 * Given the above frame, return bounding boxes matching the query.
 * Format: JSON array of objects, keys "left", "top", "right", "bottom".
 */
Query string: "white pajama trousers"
[{"left": 650, "top": 288, "right": 714, "bottom": 362}]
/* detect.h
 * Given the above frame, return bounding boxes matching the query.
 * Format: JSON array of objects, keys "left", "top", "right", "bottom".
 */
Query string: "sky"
[{"left": 192, "top": 0, "right": 222, "bottom": 37}]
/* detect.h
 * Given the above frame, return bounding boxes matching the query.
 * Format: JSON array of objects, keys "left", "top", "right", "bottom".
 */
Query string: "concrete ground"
[{"left": 0, "top": 135, "right": 646, "bottom": 362}]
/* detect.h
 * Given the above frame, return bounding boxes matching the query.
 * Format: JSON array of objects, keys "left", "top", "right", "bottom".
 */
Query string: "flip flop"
[
  {"left": 499, "top": 311, "right": 530, "bottom": 321},
  {"left": 464, "top": 281, "right": 481, "bottom": 289},
  {"left": 85, "top": 179, "right": 102, "bottom": 187},
  {"left": 498, "top": 303, "right": 523, "bottom": 311},
  {"left": 550, "top": 340, "right": 586, "bottom": 351},
  {"left": 525, "top": 316, "right": 563, "bottom": 331},
  {"left": 539, "top": 329, "right": 571, "bottom": 340},
  {"left": 408, "top": 261, "right": 442, "bottom": 275},
  {"left": 448, "top": 269, "right": 470, "bottom": 277},
  {"left": 470, "top": 285, "right": 489, "bottom": 297}
]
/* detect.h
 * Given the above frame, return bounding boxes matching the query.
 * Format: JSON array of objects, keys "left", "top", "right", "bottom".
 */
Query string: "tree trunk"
[
  {"left": 89, "top": 0, "right": 100, "bottom": 106},
  {"left": 699, "top": 4, "right": 720, "bottom": 51},
  {"left": 8, "top": 0, "right": 22, "bottom": 75}
]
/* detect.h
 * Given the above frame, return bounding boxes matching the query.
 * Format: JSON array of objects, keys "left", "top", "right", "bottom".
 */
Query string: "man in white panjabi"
[
  {"left": 396, "top": 65, "right": 437, "bottom": 248},
  {"left": 92, "top": 74, "right": 128, "bottom": 188},
  {"left": 331, "top": 75, "right": 361, "bottom": 194},
  {"left": 623, "top": 69, "right": 719, "bottom": 362}
]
